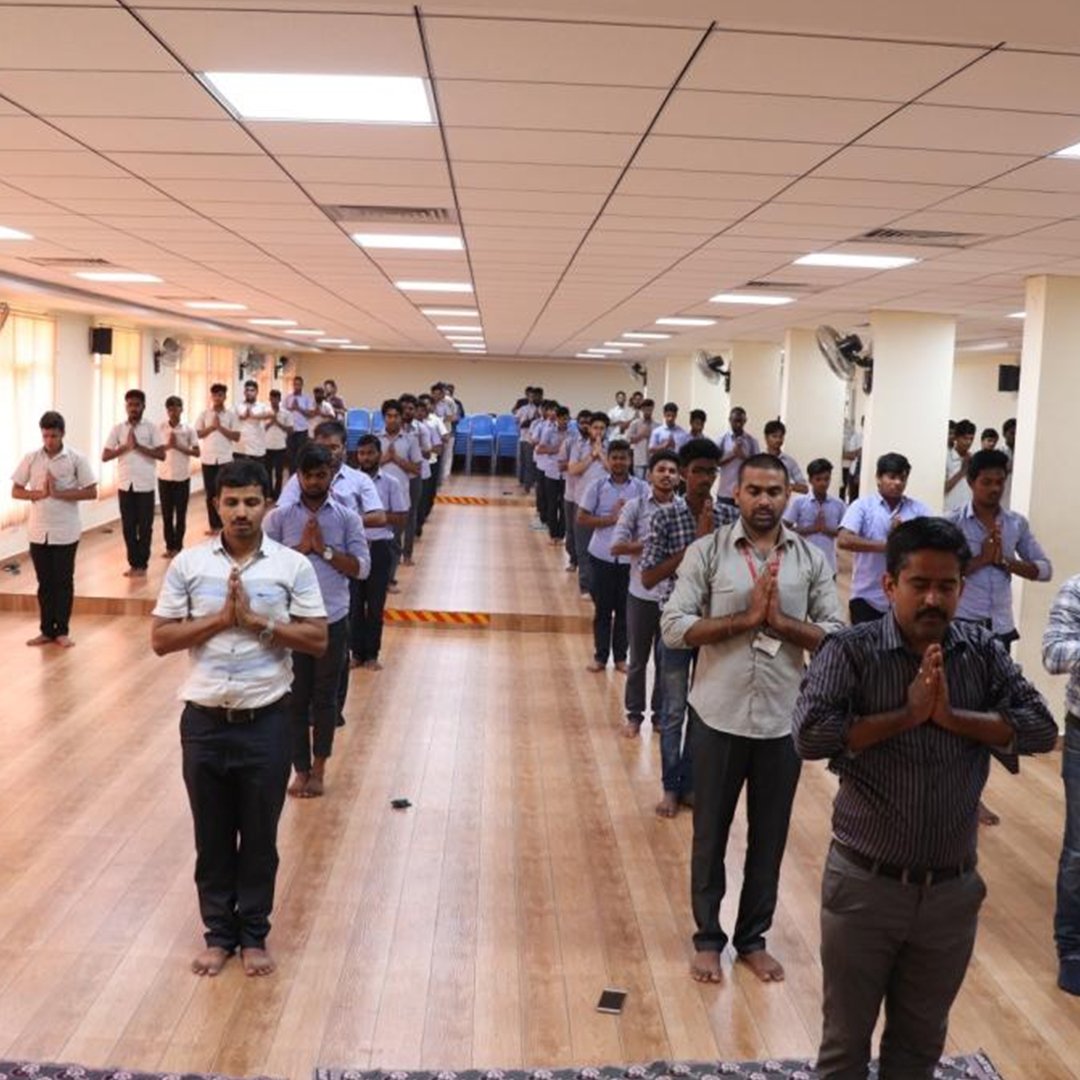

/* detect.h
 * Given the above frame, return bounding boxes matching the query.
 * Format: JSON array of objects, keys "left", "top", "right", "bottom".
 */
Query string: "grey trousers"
[
  {"left": 625, "top": 593, "right": 662, "bottom": 724},
  {"left": 817, "top": 844, "right": 986, "bottom": 1080}
]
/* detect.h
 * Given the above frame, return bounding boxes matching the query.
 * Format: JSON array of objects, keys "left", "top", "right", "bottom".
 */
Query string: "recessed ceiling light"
[
  {"left": 655, "top": 317, "right": 716, "bottom": 327},
  {"left": 184, "top": 300, "right": 247, "bottom": 311},
  {"left": 959, "top": 340, "right": 1010, "bottom": 352},
  {"left": 709, "top": 293, "right": 794, "bottom": 306},
  {"left": 248, "top": 318, "right": 298, "bottom": 327},
  {"left": 0, "top": 225, "right": 32, "bottom": 241},
  {"left": 396, "top": 280, "right": 473, "bottom": 293},
  {"left": 604, "top": 340, "right": 643, "bottom": 348},
  {"left": 421, "top": 307, "right": 479, "bottom": 317},
  {"left": 316, "top": 338, "right": 351, "bottom": 345},
  {"left": 623, "top": 331, "right": 671, "bottom": 339},
  {"left": 1007, "top": 311, "right": 1026, "bottom": 319},
  {"left": 204, "top": 72, "right": 433, "bottom": 124},
  {"left": 74, "top": 271, "right": 162, "bottom": 283},
  {"left": 794, "top": 252, "right": 918, "bottom": 270},
  {"left": 445, "top": 335, "right": 484, "bottom": 342},
  {"left": 454, "top": 346, "right": 486, "bottom": 352},
  {"left": 436, "top": 325, "right": 482, "bottom": 333},
  {"left": 288, "top": 329, "right": 327, "bottom": 336},
  {"left": 340, "top": 344, "right": 371, "bottom": 350},
  {"left": 353, "top": 233, "right": 463, "bottom": 251},
  {"left": 1053, "top": 141, "right": 1080, "bottom": 158},
  {"left": 587, "top": 348, "right": 623, "bottom": 354}
]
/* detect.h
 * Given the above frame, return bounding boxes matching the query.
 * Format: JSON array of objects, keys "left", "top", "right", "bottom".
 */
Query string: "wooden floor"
[{"left": 0, "top": 475, "right": 1076, "bottom": 1079}]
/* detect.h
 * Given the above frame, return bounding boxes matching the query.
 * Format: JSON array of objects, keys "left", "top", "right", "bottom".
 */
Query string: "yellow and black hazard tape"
[
  {"left": 383, "top": 608, "right": 492, "bottom": 628},
  {"left": 433, "top": 495, "right": 492, "bottom": 505}
]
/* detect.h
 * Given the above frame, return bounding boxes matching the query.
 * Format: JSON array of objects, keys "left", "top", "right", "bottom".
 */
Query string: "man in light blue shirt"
[
  {"left": 578, "top": 439, "right": 648, "bottom": 671},
  {"left": 560, "top": 408, "right": 594, "bottom": 576},
  {"left": 784, "top": 458, "right": 845, "bottom": 572},
  {"left": 264, "top": 443, "right": 369, "bottom": 799},
  {"left": 838, "top": 452, "right": 934, "bottom": 623},
  {"left": 567, "top": 411, "right": 611, "bottom": 597},
  {"left": 716, "top": 406, "right": 762, "bottom": 504},
  {"left": 649, "top": 402, "right": 689, "bottom": 455}
]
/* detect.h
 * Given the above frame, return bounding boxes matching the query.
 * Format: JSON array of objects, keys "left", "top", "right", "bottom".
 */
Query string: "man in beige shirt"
[{"left": 661, "top": 452, "right": 843, "bottom": 985}]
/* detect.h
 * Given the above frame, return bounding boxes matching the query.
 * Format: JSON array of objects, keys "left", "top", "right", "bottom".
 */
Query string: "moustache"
[{"left": 916, "top": 608, "right": 948, "bottom": 620}]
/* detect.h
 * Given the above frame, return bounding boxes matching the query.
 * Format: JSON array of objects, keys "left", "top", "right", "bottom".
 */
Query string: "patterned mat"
[
  {"left": 314, "top": 1057, "right": 1003, "bottom": 1080},
  {"left": 0, "top": 1064, "right": 282, "bottom": 1080}
]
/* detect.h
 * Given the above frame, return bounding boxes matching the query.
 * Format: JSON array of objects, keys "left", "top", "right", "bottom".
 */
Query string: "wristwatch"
[
  {"left": 258, "top": 617, "right": 276, "bottom": 646},
  {"left": 321, "top": 546, "right": 335, "bottom": 562}
]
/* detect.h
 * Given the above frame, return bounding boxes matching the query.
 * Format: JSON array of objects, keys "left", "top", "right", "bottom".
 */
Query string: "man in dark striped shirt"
[{"left": 793, "top": 517, "right": 1056, "bottom": 1079}]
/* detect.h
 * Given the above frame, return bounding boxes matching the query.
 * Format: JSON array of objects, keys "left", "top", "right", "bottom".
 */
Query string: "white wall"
[{"left": 950, "top": 351, "right": 1019, "bottom": 433}]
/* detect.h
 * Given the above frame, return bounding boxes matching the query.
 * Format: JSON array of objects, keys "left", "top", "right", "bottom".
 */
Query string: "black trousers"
[
  {"left": 543, "top": 475, "right": 565, "bottom": 539},
  {"left": 536, "top": 466, "right": 548, "bottom": 523},
  {"left": 201, "top": 463, "right": 223, "bottom": 531},
  {"left": 118, "top": 486, "right": 154, "bottom": 569},
  {"left": 290, "top": 616, "right": 349, "bottom": 772},
  {"left": 417, "top": 474, "right": 437, "bottom": 535},
  {"left": 849, "top": 598, "right": 885, "bottom": 625},
  {"left": 285, "top": 430, "right": 308, "bottom": 474},
  {"left": 350, "top": 538, "right": 392, "bottom": 663},
  {"left": 265, "top": 448, "right": 287, "bottom": 501},
  {"left": 404, "top": 476, "right": 422, "bottom": 558},
  {"left": 180, "top": 697, "right": 292, "bottom": 950},
  {"left": 690, "top": 709, "right": 802, "bottom": 955},
  {"left": 158, "top": 478, "right": 190, "bottom": 552},
  {"left": 28, "top": 540, "right": 78, "bottom": 638},
  {"left": 591, "top": 556, "right": 630, "bottom": 664}
]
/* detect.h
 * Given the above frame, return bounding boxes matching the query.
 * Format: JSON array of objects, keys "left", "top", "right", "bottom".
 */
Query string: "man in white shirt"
[
  {"left": 235, "top": 380, "right": 270, "bottom": 465},
  {"left": 11, "top": 410, "right": 97, "bottom": 647},
  {"left": 158, "top": 395, "right": 200, "bottom": 557},
  {"left": 944, "top": 419, "right": 976, "bottom": 512},
  {"left": 263, "top": 388, "right": 293, "bottom": 502},
  {"left": 716, "top": 406, "right": 762, "bottom": 505},
  {"left": 379, "top": 398, "right": 422, "bottom": 589},
  {"left": 283, "top": 374, "right": 314, "bottom": 473},
  {"left": 416, "top": 395, "right": 446, "bottom": 536},
  {"left": 431, "top": 382, "right": 458, "bottom": 482},
  {"left": 196, "top": 383, "right": 240, "bottom": 534},
  {"left": 841, "top": 417, "right": 864, "bottom": 502},
  {"left": 627, "top": 398, "right": 658, "bottom": 478},
  {"left": 151, "top": 458, "right": 328, "bottom": 978},
  {"left": 763, "top": 420, "right": 808, "bottom": 494},
  {"left": 102, "top": 388, "right": 165, "bottom": 576},
  {"left": 608, "top": 390, "right": 635, "bottom": 433},
  {"left": 323, "top": 378, "right": 347, "bottom": 422},
  {"left": 399, "top": 393, "right": 430, "bottom": 564}
]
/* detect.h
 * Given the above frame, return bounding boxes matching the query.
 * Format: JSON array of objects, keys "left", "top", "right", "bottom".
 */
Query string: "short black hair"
[
  {"left": 576, "top": 408, "right": 593, "bottom": 421},
  {"left": 607, "top": 438, "right": 631, "bottom": 456},
  {"left": 663, "top": 402, "right": 678, "bottom": 413},
  {"left": 269, "top": 389, "right": 281, "bottom": 399},
  {"left": 125, "top": 388, "right": 146, "bottom": 404},
  {"left": 876, "top": 452, "right": 911, "bottom": 477},
  {"left": 763, "top": 419, "right": 786, "bottom": 437},
  {"left": 39, "top": 410, "right": 65, "bottom": 433},
  {"left": 216, "top": 458, "right": 269, "bottom": 496},
  {"left": 589, "top": 411, "right": 610, "bottom": 427},
  {"left": 967, "top": 448, "right": 1010, "bottom": 482},
  {"left": 313, "top": 419, "right": 346, "bottom": 442},
  {"left": 807, "top": 457, "right": 833, "bottom": 477},
  {"left": 954, "top": 419, "right": 976, "bottom": 438},
  {"left": 678, "top": 437, "right": 721, "bottom": 467},
  {"left": 164, "top": 395, "right": 183, "bottom": 409},
  {"left": 689, "top": 408, "right": 707, "bottom": 424},
  {"left": 532, "top": 386, "right": 543, "bottom": 396},
  {"left": 981, "top": 427, "right": 998, "bottom": 440},
  {"left": 381, "top": 398, "right": 402, "bottom": 417},
  {"left": 648, "top": 449, "right": 679, "bottom": 471},
  {"left": 886, "top": 517, "right": 971, "bottom": 578},
  {"left": 641, "top": 398, "right": 655, "bottom": 408},
  {"left": 738, "top": 452, "right": 789, "bottom": 484},
  {"left": 210, "top": 383, "right": 227, "bottom": 395},
  {"left": 556, "top": 406, "right": 571, "bottom": 419},
  {"left": 297, "top": 443, "right": 334, "bottom": 473},
  {"left": 357, "top": 433, "right": 381, "bottom": 451},
  {"left": 399, "top": 393, "right": 418, "bottom": 407},
  {"left": 730, "top": 406, "right": 747, "bottom": 418},
  {"left": 1002, "top": 417, "right": 1016, "bottom": 433},
  {"left": 244, "top": 379, "right": 258, "bottom": 391}
]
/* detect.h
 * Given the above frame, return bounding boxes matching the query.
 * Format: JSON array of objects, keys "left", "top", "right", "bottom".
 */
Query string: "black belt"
[
  {"left": 832, "top": 840, "right": 976, "bottom": 887},
  {"left": 187, "top": 696, "right": 288, "bottom": 724}
]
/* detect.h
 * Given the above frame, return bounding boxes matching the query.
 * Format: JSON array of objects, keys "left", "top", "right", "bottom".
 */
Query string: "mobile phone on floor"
[{"left": 596, "top": 988, "right": 627, "bottom": 1014}]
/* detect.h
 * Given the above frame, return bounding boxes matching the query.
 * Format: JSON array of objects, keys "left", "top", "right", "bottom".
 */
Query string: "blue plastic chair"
[
  {"left": 346, "top": 407, "right": 370, "bottom": 432},
  {"left": 371, "top": 409, "right": 386, "bottom": 434},
  {"left": 494, "top": 413, "right": 520, "bottom": 470},
  {"left": 453, "top": 414, "right": 473, "bottom": 457},
  {"left": 468, "top": 414, "right": 496, "bottom": 474}
]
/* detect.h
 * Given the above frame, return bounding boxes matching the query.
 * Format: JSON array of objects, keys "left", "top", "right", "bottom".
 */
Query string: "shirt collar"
[
  {"left": 874, "top": 492, "right": 909, "bottom": 513},
  {"left": 879, "top": 608, "right": 969, "bottom": 656},
  {"left": 211, "top": 533, "right": 272, "bottom": 559},
  {"left": 730, "top": 516, "right": 797, "bottom": 550}
]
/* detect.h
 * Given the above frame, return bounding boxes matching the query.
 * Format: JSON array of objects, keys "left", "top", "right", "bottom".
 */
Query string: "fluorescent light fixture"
[
  {"left": 959, "top": 340, "right": 1010, "bottom": 352},
  {"left": 794, "top": 252, "right": 918, "bottom": 270},
  {"left": 288, "top": 329, "right": 326, "bottom": 336},
  {"left": 0, "top": 225, "right": 32, "bottom": 241},
  {"left": 604, "top": 340, "right": 643, "bottom": 348},
  {"left": 353, "top": 233, "right": 462, "bottom": 251},
  {"left": 445, "top": 335, "right": 484, "bottom": 342},
  {"left": 204, "top": 72, "right": 433, "bottom": 124},
  {"left": 587, "top": 348, "right": 622, "bottom": 355},
  {"left": 395, "top": 280, "right": 473, "bottom": 293},
  {"left": 655, "top": 317, "right": 716, "bottom": 327},
  {"left": 184, "top": 300, "right": 247, "bottom": 311},
  {"left": 248, "top": 318, "right": 298, "bottom": 327},
  {"left": 623, "top": 331, "right": 671, "bottom": 339},
  {"left": 1007, "top": 311, "right": 1026, "bottom": 319},
  {"left": 421, "top": 307, "right": 479, "bottom": 317},
  {"left": 709, "top": 292, "right": 794, "bottom": 306},
  {"left": 316, "top": 338, "right": 351, "bottom": 345},
  {"left": 1053, "top": 141, "right": 1080, "bottom": 158},
  {"left": 340, "top": 344, "right": 371, "bottom": 350},
  {"left": 454, "top": 346, "right": 486, "bottom": 352},
  {"left": 74, "top": 271, "right": 162, "bottom": 283},
  {"left": 436, "top": 324, "right": 482, "bottom": 332}
]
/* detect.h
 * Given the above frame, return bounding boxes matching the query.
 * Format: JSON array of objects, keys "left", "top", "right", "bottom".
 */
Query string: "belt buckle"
[{"left": 224, "top": 706, "right": 251, "bottom": 724}]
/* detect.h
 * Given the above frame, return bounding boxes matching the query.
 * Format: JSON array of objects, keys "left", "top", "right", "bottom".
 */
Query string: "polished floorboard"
[{"left": 0, "top": 475, "right": 1077, "bottom": 1079}]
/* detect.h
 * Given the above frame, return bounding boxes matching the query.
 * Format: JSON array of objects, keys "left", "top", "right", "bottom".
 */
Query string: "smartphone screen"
[{"left": 596, "top": 988, "right": 627, "bottom": 1014}]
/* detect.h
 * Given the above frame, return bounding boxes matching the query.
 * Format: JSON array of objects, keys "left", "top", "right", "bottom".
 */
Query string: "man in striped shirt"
[
  {"left": 794, "top": 517, "right": 1057, "bottom": 1078},
  {"left": 1044, "top": 573, "right": 1080, "bottom": 996}
]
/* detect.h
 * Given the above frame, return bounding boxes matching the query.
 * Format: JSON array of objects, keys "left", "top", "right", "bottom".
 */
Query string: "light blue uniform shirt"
[
  {"left": 612, "top": 492, "right": 669, "bottom": 600},
  {"left": 784, "top": 492, "right": 846, "bottom": 572},
  {"left": 277, "top": 463, "right": 383, "bottom": 518},
  {"left": 580, "top": 474, "right": 650, "bottom": 564}
]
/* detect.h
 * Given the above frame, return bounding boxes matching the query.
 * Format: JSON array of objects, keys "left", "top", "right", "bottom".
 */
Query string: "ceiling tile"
[
  {"left": 986, "top": 158, "right": 1080, "bottom": 193},
  {"left": 923, "top": 50, "right": 1080, "bottom": 113},
  {"left": 932, "top": 187, "right": 1080, "bottom": 217},
  {"left": 280, "top": 156, "right": 451, "bottom": 187},
  {"left": 777, "top": 176, "right": 962, "bottom": 210},
  {"left": 0, "top": 116, "right": 82, "bottom": 152},
  {"left": 0, "top": 150, "right": 127, "bottom": 178},
  {"left": 52, "top": 118, "right": 255, "bottom": 154},
  {"left": 108, "top": 152, "right": 283, "bottom": 181},
  {"left": 619, "top": 169, "right": 792, "bottom": 201},
  {"left": 634, "top": 135, "right": 836, "bottom": 174},
  {"left": 812, "top": 145, "right": 1029, "bottom": 185},
  {"left": 248, "top": 122, "right": 444, "bottom": 159},
  {"left": 454, "top": 162, "right": 619, "bottom": 194},
  {"left": 447, "top": 127, "right": 636, "bottom": 166}
]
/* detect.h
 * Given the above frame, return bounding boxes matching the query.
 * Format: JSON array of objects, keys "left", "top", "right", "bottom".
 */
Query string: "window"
[
  {"left": 0, "top": 312, "right": 56, "bottom": 529},
  {"left": 92, "top": 327, "right": 143, "bottom": 498}
]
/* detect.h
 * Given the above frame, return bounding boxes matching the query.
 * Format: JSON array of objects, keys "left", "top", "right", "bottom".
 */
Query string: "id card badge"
[{"left": 751, "top": 631, "right": 782, "bottom": 658}]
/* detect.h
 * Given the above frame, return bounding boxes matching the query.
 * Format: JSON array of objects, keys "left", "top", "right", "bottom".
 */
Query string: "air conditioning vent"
[
  {"left": 744, "top": 280, "right": 812, "bottom": 290},
  {"left": 22, "top": 257, "right": 115, "bottom": 268},
  {"left": 855, "top": 227, "right": 982, "bottom": 248},
  {"left": 322, "top": 204, "right": 458, "bottom": 225}
]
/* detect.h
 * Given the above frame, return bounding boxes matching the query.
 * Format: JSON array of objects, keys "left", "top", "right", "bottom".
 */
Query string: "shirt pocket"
[{"left": 706, "top": 579, "right": 743, "bottom": 619}]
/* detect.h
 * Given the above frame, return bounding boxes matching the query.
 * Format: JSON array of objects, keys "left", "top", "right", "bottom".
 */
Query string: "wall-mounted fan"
[
  {"left": 153, "top": 336, "right": 185, "bottom": 374},
  {"left": 693, "top": 349, "right": 731, "bottom": 392},
  {"left": 816, "top": 325, "right": 874, "bottom": 394},
  {"left": 237, "top": 346, "right": 268, "bottom": 379},
  {"left": 274, "top": 355, "right": 290, "bottom": 378},
  {"left": 0, "top": 302, "right": 9, "bottom": 335},
  {"left": 629, "top": 361, "right": 648, "bottom": 385}
]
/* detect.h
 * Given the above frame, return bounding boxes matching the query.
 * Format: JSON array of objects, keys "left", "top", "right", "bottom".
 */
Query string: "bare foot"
[
  {"left": 387, "top": 584, "right": 401, "bottom": 594},
  {"left": 739, "top": 949, "right": 785, "bottom": 982},
  {"left": 622, "top": 722, "right": 642, "bottom": 739},
  {"left": 26, "top": 634, "right": 53, "bottom": 646},
  {"left": 241, "top": 946, "right": 276, "bottom": 976},
  {"left": 54, "top": 635, "right": 75, "bottom": 648},
  {"left": 586, "top": 661, "right": 605, "bottom": 673},
  {"left": 349, "top": 655, "right": 363, "bottom": 669},
  {"left": 288, "top": 771, "right": 310, "bottom": 798},
  {"left": 978, "top": 800, "right": 1001, "bottom": 826},
  {"left": 614, "top": 661, "right": 629, "bottom": 673},
  {"left": 656, "top": 792, "right": 680, "bottom": 818},
  {"left": 305, "top": 773, "right": 325, "bottom": 797},
  {"left": 691, "top": 950, "right": 723, "bottom": 983},
  {"left": 362, "top": 659, "right": 383, "bottom": 671},
  {"left": 191, "top": 946, "right": 231, "bottom": 976}
]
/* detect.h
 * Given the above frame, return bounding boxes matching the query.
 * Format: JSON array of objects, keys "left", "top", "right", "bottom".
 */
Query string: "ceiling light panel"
[
  {"left": 184, "top": 300, "right": 247, "bottom": 310},
  {"left": 203, "top": 73, "right": 433, "bottom": 124},
  {"left": 421, "top": 307, "right": 479, "bottom": 317},
  {"left": 0, "top": 225, "right": 33, "bottom": 240},
  {"left": 709, "top": 293, "right": 794, "bottom": 305},
  {"left": 655, "top": 317, "right": 716, "bottom": 327},
  {"left": 794, "top": 253, "right": 919, "bottom": 269},
  {"left": 623, "top": 331, "right": 671, "bottom": 339},
  {"left": 74, "top": 271, "right": 163, "bottom": 283},
  {"left": 396, "top": 281, "right": 474, "bottom": 293},
  {"left": 353, "top": 233, "right": 463, "bottom": 251},
  {"left": 248, "top": 318, "right": 298, "bottom": 327}
]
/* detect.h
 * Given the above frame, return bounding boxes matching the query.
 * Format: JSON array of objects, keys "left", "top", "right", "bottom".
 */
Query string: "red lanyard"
[{"left": 740, "top": 543, "right": 782, "bottom": 583}]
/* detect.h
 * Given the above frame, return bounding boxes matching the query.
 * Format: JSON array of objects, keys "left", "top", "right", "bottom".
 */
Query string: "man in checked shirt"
[{"left": 794, "top": 517, "right": 1057, "bottom": 1079}]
